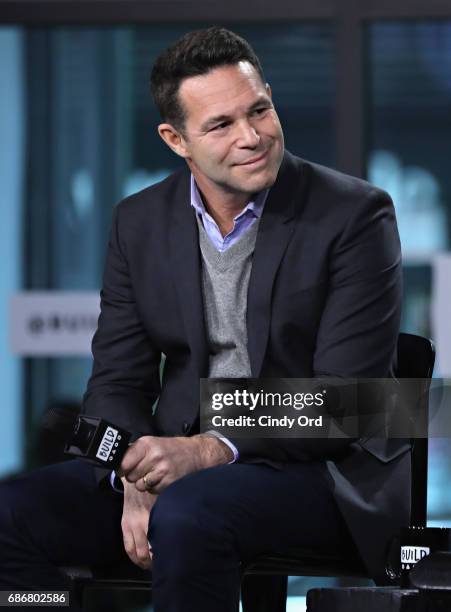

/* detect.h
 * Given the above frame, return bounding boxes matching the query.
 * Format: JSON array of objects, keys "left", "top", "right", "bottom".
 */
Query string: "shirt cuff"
[
  {"left": 203, "top": 430, "right": 239, "bottom": 463},
  {"left": 109, "top": 470, "right": 124, "bottom": 493},
  {"left": 109, "top": 438, "right": 142, "bottom": 492}
]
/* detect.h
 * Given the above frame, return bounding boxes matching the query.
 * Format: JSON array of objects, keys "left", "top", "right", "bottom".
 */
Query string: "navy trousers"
[{"left": 0, "top": 458, "right": 353, "bottom": 611}]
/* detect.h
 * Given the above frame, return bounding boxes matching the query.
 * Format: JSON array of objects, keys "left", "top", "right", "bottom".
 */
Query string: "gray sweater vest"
[{"left": 196, "top": 214, "right": 259, "bottom": 378}]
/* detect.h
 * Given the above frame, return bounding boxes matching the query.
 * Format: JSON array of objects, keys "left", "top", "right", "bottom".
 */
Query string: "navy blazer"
[{"left": 83, "top": 150, "right": 408, "bottom": 583}]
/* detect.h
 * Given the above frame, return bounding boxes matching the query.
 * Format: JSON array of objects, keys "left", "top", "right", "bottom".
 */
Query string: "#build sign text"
[{"left": 10, "top": 292, "right": 100, "bottom": 356}]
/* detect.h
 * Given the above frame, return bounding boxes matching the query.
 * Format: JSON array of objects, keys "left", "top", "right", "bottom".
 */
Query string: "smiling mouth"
[{"left": 238, "top": 150, "right": 269, "bottom": 166}]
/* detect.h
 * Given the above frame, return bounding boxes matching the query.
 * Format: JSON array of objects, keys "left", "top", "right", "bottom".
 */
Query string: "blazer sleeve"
[
  {"left": 82, "top": 204, "right": 161, "bottom": 439},
  {"left": 313, "top": 188, "right": 402, "bottom": 379},
  {"left": 234, "top": 188, "right": 402, "bottom": 463}
]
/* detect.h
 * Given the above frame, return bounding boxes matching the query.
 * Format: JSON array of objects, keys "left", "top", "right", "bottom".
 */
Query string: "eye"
[
  {"left": 252, "top": 107, "right": 269, "bottom": 116},
  {"left": 210, "top": 121, "right": 230, "bottom": 132}
]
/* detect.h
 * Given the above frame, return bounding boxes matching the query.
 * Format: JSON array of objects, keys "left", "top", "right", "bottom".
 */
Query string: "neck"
[
  {"left": 192, "top": 174, "right": 251, "bottom": 237},
  {"left": 204, "top": 198, "right": 248, "bottom": 237}
]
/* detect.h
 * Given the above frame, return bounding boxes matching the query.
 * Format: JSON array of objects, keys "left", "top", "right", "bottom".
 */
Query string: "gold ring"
[{"left": 143, "top": 473, "right": 152, "bottom": 489}]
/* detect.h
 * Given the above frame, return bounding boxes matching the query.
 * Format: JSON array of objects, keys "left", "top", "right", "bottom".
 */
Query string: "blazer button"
[{"left": 182, "top": 422, "right": 190, "bottom": 434}]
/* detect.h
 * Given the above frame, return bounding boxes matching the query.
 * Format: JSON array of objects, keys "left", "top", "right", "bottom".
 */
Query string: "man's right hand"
[{"left": 121, "top": 476, "right": 158, "bottom": 570}]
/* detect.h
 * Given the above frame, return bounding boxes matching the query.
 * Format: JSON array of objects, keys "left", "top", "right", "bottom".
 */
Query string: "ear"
[{"left": 157, "top": 123, "right": 189, "bottom": 158}]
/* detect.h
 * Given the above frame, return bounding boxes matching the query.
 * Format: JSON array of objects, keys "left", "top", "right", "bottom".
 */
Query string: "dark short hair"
[{"left": 150, "top": 26, "right": 265, "bottom": 132}]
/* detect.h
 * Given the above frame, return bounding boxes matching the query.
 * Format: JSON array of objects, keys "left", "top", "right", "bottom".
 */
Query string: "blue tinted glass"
[
  {"left": 0, "top": 26, "right": 24, "bottom": 477},
  {"left": 368, "top": 21, "right": 451, "bottom": 522},
  {"left": 367, "top": 22, "right": 451, "bottom": 337}
]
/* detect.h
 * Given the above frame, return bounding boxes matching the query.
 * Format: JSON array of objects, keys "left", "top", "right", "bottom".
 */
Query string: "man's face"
[{"left": 161, "top": 62, "right": 284, "bottom": 199}]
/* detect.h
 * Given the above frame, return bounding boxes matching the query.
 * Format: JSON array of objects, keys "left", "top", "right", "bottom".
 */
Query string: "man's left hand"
[{"left": 117, "top": 435, "right": 233, "bottom": 493}]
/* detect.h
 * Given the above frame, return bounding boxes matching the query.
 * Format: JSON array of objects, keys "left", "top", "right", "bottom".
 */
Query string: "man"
[{"left": 0, "top": 27, "right": 406, "bottom": 611}]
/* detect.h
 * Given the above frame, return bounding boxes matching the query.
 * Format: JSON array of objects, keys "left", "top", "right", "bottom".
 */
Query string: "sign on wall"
[
  {"left": 10, "top": 292, "right": 100, "bottom": 356},
  {"left": 432, "top": 255, "right": 451, "bottom": 377}
]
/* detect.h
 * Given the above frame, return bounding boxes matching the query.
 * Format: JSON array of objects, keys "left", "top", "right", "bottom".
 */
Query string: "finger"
[
  {"left": 125, "top": 455, "right": 157, "bottom": 484},
  {"left": 134, "top": 477, "right": 148, "bottom": 493},
  {"left": 125, "top": 438, "right": 168, "bottom": 482},
  {"left": 121, "top": 437, "right": 176, "bottom": 480},
  {"left": 122, "top": 527, "right": 139, "bottom": 567},
  {"left": 124, "top": 526, "right": 151, "bottom": 570},
  {"left": 121, "top": 447, "right": 156, "bottom": 483},
  {"left": 149, "top": 474, "right": 171, "bottom": 495},
  {"left": 134, "top": 531, "right": 152, "bottom": 570},
  {"left": 134, "top": 471, "right": 164, "bottom": 493},
  {"left": 119, "top": 440, "right": 149, "bottom": 476}
]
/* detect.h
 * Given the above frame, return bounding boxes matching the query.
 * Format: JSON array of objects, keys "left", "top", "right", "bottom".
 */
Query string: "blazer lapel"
[
  {"left": 167, "top": 153, "right": 309, "bottom": 381},
  {"left": 247, "top": 152, "right": 309, "bottom": 377},
  {"left": 169, "top": 170, "right": 209, "bottom": 379}
]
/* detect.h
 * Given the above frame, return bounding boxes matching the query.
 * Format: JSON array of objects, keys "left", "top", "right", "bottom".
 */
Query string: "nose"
[{"left": 236, "top": 119, "right": 260, "bottom": 148}]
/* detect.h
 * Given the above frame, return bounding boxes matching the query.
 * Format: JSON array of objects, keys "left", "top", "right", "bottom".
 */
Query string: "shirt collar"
[{"left": 190, "top": 174, "right": 267, "bottom": 221}]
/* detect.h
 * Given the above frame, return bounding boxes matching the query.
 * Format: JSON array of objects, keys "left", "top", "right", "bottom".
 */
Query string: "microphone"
[
  {"left": 37, "top": 401, "right": 82, "bottom": 465},
  {"left": 63, "top": 415, "right": 132, "bottom": 469}
]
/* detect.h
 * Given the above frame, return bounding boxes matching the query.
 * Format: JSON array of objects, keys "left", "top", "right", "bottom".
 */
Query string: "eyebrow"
[{"left": 200, "top": 98, "right": 271, "bottom": 132}]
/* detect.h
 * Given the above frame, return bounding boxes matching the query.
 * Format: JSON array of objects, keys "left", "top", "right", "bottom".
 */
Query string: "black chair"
[{"left": 61, "top": 333, "right": 435, "bottom": 609}]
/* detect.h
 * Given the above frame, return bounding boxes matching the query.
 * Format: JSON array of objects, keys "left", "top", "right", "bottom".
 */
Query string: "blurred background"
[{"left": 1, "top": 1, "right": 451, "bottom": 609}]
